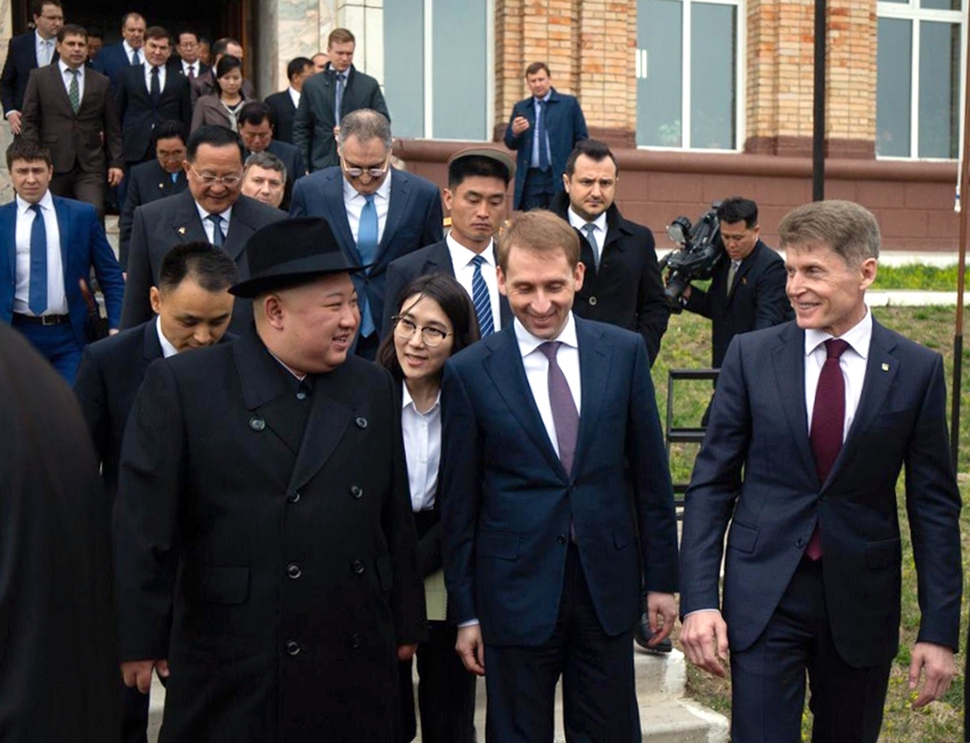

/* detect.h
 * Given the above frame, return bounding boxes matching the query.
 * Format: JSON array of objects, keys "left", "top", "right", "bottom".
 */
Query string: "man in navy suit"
[
  {"left": 440, "top": 210, "right": 679, "bottom": 742},
  {"left": 91, "top": 12, "right": 146, "bottom": 98},
  {"left": 0, "top": 139, "right": 124, "bottom": 383},
  {"left": 383, "top": 147, "right": 514, "bottom": 337},
  {"left": 264, "top": 57, "right": 314, "bottom": 145},
  {"left": 238, "top": 101, "right": 305, "bottom": 210},
  {"left": 679, "top": 200, "right": 962, "bottom": 743},
  {"left": 0, "top": 0, "right": 63, "bottom": 135},
  {"left": 290, "top": 108, "right": 442, "bottom": 358},
  {"left": 504, "top": 62, "right": 587, "bottom": 211},
  {"left": 74, "top": 242, "right": 236, "bottom": 743}
]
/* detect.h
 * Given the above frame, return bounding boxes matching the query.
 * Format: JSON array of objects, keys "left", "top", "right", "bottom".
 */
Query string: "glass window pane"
[
  {"left": 920, "top": 0, "right": 961, "bottom": 10},
  {"left": 637, "top": 0, "right": 683, "bottom": 147},
  {"left": 383, "top": 0, "right": 424, "bottom": 138},
  {"left": 876, "top": 18, "right": 912, "bottom": 157},
  {"left": 690, "top": 3, "right": 736, "bottom": 149},
  {"left": 432, "top": 0, "right": 488, "bottom": 139},
  {"left": 918, "top": 21, "right": 959, "bottom": 158}
]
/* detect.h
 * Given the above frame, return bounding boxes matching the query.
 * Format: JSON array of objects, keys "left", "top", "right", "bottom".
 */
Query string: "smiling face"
[
  {"left": 185, "top": 143, "right": 243, "bottom": 214},
  {"left": 393, "top": 294, "right": 455, "bottom": 386},
  {"left": 785, "top": 242, "right": 876, "bottom": 338},
  {"left": 499, "top": 245, "right": 584, "bottom": 340}
]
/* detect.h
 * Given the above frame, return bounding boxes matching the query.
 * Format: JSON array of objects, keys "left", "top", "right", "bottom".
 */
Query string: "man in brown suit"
[{"left": 21, "top": 23, "right": 123, "bottom": 219}]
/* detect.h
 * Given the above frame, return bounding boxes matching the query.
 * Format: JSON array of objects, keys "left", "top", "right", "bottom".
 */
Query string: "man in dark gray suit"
[
  {"left": 121, "top": 125, "right": 285, "bottom": 334},
  {"left": 292, "top": 28, "right": 389, "bottom": 172}
]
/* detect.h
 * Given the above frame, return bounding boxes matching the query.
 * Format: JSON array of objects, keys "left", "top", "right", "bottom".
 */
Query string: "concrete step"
[{"left": 105, "top": 215, "right": 120, "bottom": 260}]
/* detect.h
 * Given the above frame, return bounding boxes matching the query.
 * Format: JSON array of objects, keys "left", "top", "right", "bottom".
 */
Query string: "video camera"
[{"left": 659, "top": 202, "right": 725, "bottom": 311}]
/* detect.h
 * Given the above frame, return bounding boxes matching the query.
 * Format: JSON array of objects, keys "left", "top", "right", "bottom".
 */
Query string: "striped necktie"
[{"left": 471, "top": 254, "right": 494, "bottom": 336}]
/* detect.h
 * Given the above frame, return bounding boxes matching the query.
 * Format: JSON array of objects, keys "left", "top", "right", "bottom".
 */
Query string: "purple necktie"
[
  {"left": 539, "top": 342, "right": 579, "bottom": 475},
  {"left": 806, "top": 338, "right": 849, "bottom": 560}
]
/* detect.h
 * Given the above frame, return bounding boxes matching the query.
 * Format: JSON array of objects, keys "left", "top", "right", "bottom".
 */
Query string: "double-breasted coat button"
[
  {"left": 588, "top": 296, "right": 598, "bottom": 306},
  {"left": 351, "top": 632, "right": 361, "bottom": 649},
  {"left": 351, "top": 559, "right": 365, "bottom": 575},
  {"left": 796, "top": 537, "right": 806, "bottom": 548},
  {"left": 350, "top": 485, "right": 363, "bottom": 499},
  {"left": 287, "top": 563, "right": 302, "bottom": 579},
  {"left": 355, "top": 416, "right": 368, "bottom": 429},
  {"left": 557, "top": 534, "right": 568, "bottom": 545},
  {"left": 288, "top": 491, "right": 301, "bottom": 504},
  {"left": 249, "top": 416, "right": 266, "bottom": 431},
  {"left": 286, "top": 641, "right": 300, "bottom": 656}
]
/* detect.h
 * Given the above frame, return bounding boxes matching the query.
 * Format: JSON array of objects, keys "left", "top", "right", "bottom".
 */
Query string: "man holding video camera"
[{"left": 681, "top": 197, "right": 791, "bottom": 368}]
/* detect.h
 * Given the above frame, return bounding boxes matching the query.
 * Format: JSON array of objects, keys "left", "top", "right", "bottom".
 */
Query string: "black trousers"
[
  {"left": 730, "top": 557, "right": 892, "bottom": 743},
  {"left": 520, "top": 168, "right": 554, "bottom": 211},
  {"left": 121, "top": 680, "right": 150, "bottom": 743},
  {"left": 483, "top": 543, "right": 640, "bottom": 743}
]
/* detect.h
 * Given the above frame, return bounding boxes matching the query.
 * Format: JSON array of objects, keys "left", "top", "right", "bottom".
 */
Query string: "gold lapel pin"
[
  {"left": 158, "top": 182, "right": 165, "bottom": 189},
  {"left": 881, "top": 363, "right": 889, "bottom": 371},
  {"left": 178, "top": 226, "right": 186, "bottom": 235}
]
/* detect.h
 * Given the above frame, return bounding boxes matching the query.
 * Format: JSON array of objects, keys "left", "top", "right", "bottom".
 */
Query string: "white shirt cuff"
[{"left": 458, "top": 619, "right": 480, "bottom": 628}]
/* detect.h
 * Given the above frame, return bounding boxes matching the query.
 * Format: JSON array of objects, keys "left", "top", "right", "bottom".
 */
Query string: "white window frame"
[
  {"left": 635, "top": 0, "right": 746, "bottom": 152},
  {"left": 876, "top": 0, "right": 967, "bottom": 161}
]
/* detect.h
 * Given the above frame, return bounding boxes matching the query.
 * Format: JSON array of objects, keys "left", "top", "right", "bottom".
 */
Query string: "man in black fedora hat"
[{"left": 114, "top": 217, "right": 427, "bottom": 743}]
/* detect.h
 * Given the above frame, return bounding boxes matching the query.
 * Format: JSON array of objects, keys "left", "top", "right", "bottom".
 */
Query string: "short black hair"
[
  {"left": 186, "top": 125, "right": 245, "bottom": 163},
  {"left": 158, "top": 242, "right": 239, "bottom": 293},
  {"left": 87, "top": 28, "right": 103, "bottom": 40},
  {"left": 214, "top": 54, "right": 242, "bottom": 83},
  {"left": 57, "top": 23, "right": 87, "bottom": 43},
  {"left": 177, "top": 30, "right": 200, "bottom": 44},
  {"left": 287, "top": 57, "right": 313, "bottom": 81},
  {"left": 238, "top": 101, "right": 272, "bottom": 129},
  {"left": 151, "top": 120, "right": 187, "bottom": 150},
  {"left": 32, "top": 0, "right": 61, "bottom": 17},
  {"left": 6, "top": 139, "right": 52, "bottom": 169},
  {"left": 145, "top": 26, "right": 171, "bottom": 44},
  {"left": 448, "top": 155, "right": 511, "bottom": 189},
  {"left": 525, "top": 61, "right": 550, "bottom": 78},
  {"left": 564, "top": 139, "right": 618, "bottom": 177},
  {"left": 717, "top": 198, "right": 758, "bottom": 228}
]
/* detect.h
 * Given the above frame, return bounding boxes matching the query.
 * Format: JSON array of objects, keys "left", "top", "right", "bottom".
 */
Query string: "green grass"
[
  {"left": 872, "top": 264, "right": 961, "bottom": 292},
  {"left": 657, "top": 308, "right": 970, "bottom": 742}
]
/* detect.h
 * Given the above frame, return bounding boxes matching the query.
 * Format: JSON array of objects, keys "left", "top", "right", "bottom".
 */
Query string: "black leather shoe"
[{"left": 634, "top": 612, "right": 673, "bottom": 653}]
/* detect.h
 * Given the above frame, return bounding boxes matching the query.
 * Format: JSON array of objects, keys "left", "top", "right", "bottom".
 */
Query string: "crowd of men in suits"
[{"left": 0, "top": 7, "right": 965, "bottom": 743}]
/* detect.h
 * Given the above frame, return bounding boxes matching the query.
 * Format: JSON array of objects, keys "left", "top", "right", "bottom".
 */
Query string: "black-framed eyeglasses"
[
  {"left": 393, "top": 316, "right": 452, "bottom": 348},
  {"left": 340, "top": 153, "right": 390, "bottom": 180}
]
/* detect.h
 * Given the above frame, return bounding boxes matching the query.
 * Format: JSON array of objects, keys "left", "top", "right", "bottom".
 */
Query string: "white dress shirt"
[
  {"left": 13, "top": 191, "right": 66, "bottom": 316},
  {"left": 401, "top": 386, "right": 442, "bottom": 513},
  {"left": 804, "top": 308, "right": 873, "bottom": 440},
  {"left": 58, "top": 60, "right": 85, "bottom": 102},
  {"left": 181, "top": 59, "right": 199, "bottom": 78},
  {"left": 155, "top": 316, "right": 179, "bottom": 358},
  {"left": 194, "top": 201, "right": 233, "bottom": 244},
  {"left": 515, "top": 312, "right": 582, "bottom": 458},
  {"left": 446, "top": 234, "right": 502, "bottom": 331},
  {"left": 566, "top": 208, "right": 607, "bottom": 265},
  {"left": 288, "top": 86, "right": 301, "bottom": 110},
  {"left": 342, "top": 174, "right": 391, "bottom": 245},
  {"left": 144, "top": 63, "right": 167, "bottom": 94},
  {"left": 123, "top": 40, "right": 140, "bottom": 65},
  {"left": 36, "top": 31, "right": 55, "bottom": 67}
]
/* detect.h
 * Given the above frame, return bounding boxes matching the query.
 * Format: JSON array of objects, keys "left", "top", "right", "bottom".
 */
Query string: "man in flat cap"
[{"left": 114, "top": 217, "right": 426, "bottom": 743}]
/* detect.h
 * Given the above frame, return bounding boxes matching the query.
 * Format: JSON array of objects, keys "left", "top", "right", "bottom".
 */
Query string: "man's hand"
[
  {"left": 107, "top": 167, "right": 124, "bottom": 187},
  {"left": 7, "top": 111, "right": 22, "bottom": 136},
  {"left": 680, "top": 610, "right": 729, "bottom": 677},
  {"left": 456, "top": 624, "right": 485, "bottom": 676},
  {"left": 397, "top": 643, "right": 418, "bottom": 662},
  {"left": 681, "top": 285, "right": 692, "bottom": 300},
  {"left": 511, "top": 116, "right": 529, "bottom": 136},
  {"left": 644, "top": 591, "right": 678, "bottom": 646},
  {"left": 121, "top": 659, "right": 169, "bottom": 694},
  {"left": 908, "top": 642, "right": 955, "bottom": 708}
]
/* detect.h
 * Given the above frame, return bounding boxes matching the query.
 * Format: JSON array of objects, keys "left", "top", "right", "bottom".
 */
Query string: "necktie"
[
  {"left": 726, "top": 259, "right": 740, "bottom": 298},
  {"left": 470, "top": 255, "right": 494, "bottom": 336},
  {"left": 28, "top": 204, "right": 48, "bottom": 315},
  {"left": 582, "top": 224, "right": 599, "bottom": 269},
  {"left": 206, "top": 214, "right": 225, "bottom": 247},
  {"left": 806, "top": 338, "right": 850, "bottom": 560},
  {"left": 187, "top": 64, "right": 196, "bottom": 79},
  {"left": 539, "top": 342, "right": 579, "bottom": 475},
  {"left": 39, "top": 40, "right": 51, "bottom": 66},
  {"left": 132, "top": 49, "right": 141, "bottom": 65},
  {"left": 536, "top": 100, "right": 550, "bottom": 171},
  {"left": 335, "top": 73, "right": 347, "bottom": 124},
  {"left": 356, "top": 194, "right": 379, "bottom": 337},
  {"left": 150, "top": 66, "right": 160, "bottom": 105},
  {"left": 67, "top": 69, "right": 80, "bottom": 113}
]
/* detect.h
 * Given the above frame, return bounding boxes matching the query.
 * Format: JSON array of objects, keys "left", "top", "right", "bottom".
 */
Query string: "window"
[
  {"left": 383, "top": 0, "right": 494, "bottom": 140},
  {"left": 636, "top": 0, "right": 742, "bottom": 150},
  {"left": 876, "top": 0, "right": 964, "bottom": 159}
]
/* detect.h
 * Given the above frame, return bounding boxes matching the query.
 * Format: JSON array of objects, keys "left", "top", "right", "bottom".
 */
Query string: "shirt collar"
[
  {"left": 194, "top": 200, "right": 233, "bottom": 224},
  {"left": 36, "top": 31, "right": 52, "bottom": 47},
  {"left": 514, "top": 312, "right": 578, "bottom": 359},
  {"left": 402, "top": 384, "right": 442, "bottom": 414},
  {"left": 16, "top": 190, "right": 54, "bottom": 216},
  {"left": 155, "top": 316, "right": 179, "bottom": 358},
  {"left": 804, "top": 305, "right": 872, "bottom": 360},
  {"left": 566, "top": 207, "right": 606, "bottom": 234},
  {"left": 533, "top": 90, "right": 552, "bottom": 105},
  {"left": 342, "top": 170, "right": 392, "bottom": 202},
  {"left": 446, "top": 232, "right": 494, "bottom": 268},
  {"left": 58, "top": 59, "right": 82, "bottom": 77},
  {"left": 123, "top": 40, "right": 136, "bottom": 57}
]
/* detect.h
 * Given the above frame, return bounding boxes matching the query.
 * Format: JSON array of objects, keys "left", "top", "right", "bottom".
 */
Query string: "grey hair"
[
  {"left": 778, "top": 200, "right": 880, "bottom": 266},
  {"left": 243, "top": 150, "right": 287, "bottom": 183},
  {"left": 337, "top": 109, "right": 392, "bottom": 152}
]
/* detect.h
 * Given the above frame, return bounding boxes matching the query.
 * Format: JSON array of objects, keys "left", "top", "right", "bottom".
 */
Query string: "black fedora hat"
[{"left": 229, "top": 217, "right": 365, "bottom": 298}]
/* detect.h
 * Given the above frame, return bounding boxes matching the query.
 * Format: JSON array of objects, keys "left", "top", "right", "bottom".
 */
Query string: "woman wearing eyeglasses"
[
  {"left": 190, "top": 55, "right": 251, "bottom": 133},
  {"left": 377, "top": 273, "right": 481, "bottom": 743}
]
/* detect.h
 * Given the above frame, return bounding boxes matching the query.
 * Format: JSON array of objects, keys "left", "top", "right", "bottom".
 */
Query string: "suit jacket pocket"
[
  {"left": 865, "top": 538, "right": 901, "bottom": 570},
  {"left": 726, "top": 521, "right": 759, "bottom": 554},
  {"left": 477, "top": 530, "right": 519, "bottom": 560},
  {"left": 192, "top": 566, "right": 250, "bottom": 604}
]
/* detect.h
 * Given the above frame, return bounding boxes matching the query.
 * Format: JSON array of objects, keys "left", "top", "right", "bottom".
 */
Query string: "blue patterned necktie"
[
  {"left": 335, "top": 73, "right": 347, "bottom": 124},
  {"left": 206, "top": 214, "right": 225, "bottom": 247},
  {"left": 28, "top": 204, "right": 48, "bottom": 315},
  {"left": 357, "top": 194, "right": 379, "bottom": 337},
  {"left": 536, "top": 99, "right": 550, "bottom": 171},
  {"left": 471, "top": 254, "right": 494, "bottom": 336},
  {"left": 582, "top": 224, "right": 599, "bottom": 269},
  {"left": 132, "top": 49, "right": 141, "bottom": 65}
]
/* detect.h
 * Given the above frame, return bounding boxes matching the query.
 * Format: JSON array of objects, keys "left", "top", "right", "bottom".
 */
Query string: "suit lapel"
[
  {"left": 224, "top": 199, "right": 257, "bottom": 262},
  {"left": 288, "top": 371, "right": 355, "bottom": 493},
  {"left": 572, "top": 319, "right": 611, "bottom": 475},
  {"left": 379, "top": 169, "right": 411, "bottom": 260},
  {"left": 770, "top": 323, "right": 817, "bottom": 482},
  {"left": 53, "top": 197, "right": 72, "bottom": 280},
  {"left": 1, "top": 203, "right": 17, "bottom": 287},
  {"left": 142, "top": 319, "right": 163, "bottom": 362},
  {"left": 483, "top": 327, "right": 564, "bottom": 476},
  {"left": 171, "top": 191, "right": 208, "bottom": 247},
  {"left": 324, "top": 172, "right": 356, "bottom": 258},
  {"left": 726, "top": 241, "right": 761, "bottom": 307}
]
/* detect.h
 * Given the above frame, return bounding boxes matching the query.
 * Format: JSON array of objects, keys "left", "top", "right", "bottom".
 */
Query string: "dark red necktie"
[{"left": 806, "top": 338, "right": 849, "bottom": 560}]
